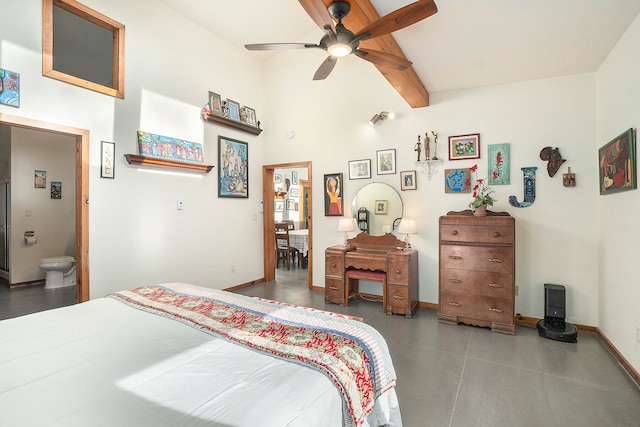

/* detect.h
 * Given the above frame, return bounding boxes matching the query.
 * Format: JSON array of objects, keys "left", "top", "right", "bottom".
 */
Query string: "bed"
[{"left": 0, "top": 283, "right": 402, "bottom": 426}]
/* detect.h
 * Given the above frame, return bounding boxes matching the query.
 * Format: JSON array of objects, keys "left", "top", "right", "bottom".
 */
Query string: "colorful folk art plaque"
[
  {"left": 218, "top": 136, "right": 248, "bottom": 198},
  {"left": 0, "top": 68, "right": 20, "bottom": 107},
  {"left": 444, "top": 168, "right": 471, "bottom": 193},
  {"left": 137, "top": 131, "right": 204, "bottom": 164},
  {"left": 488, "top": 143, "right": 510, "bottom": 185}
]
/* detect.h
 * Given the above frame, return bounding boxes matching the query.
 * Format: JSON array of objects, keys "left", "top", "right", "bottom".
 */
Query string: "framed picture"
[
  {"left": 292, "top": 171, "right": 298, "bottom": 185},
  {"left": 400, "top": 170, "right": 417, "bottom": 190},
  {"left": 377, "top": 149, "right": 396, "bottom": 175},
  {"left": 286, "top": 199, "right": 295, "bottom": 210},
  {"left": 349, "top": 159, "right": 371, "bottom": 180},
  {"left": 374, "top": 200, "right": 388, "bottom": 215},
  {"left": 100, "top": 141, "right": 115, "bottom": 179},
  {"left": 0, "top": 68, "right": 20, "bottom": 107},
  {"left": 599, "top": 128, "right": 637, "bottom": 195},
  {"left": 227, "top": 99, "right": 241, "bottom": 122},
  {"left": 35, "top": 170, "right": 46, "bottom": 188},
  {"left": 488, "top": 143, "right": 510, "bottom": 185},
  {"left": 275, "top": 200, "right": 284, "bottom": 212},
  {"left": 449, "top": 133, "right": 480, "bottom": 160},
  {"left": 51, "top": 181, "right": 62, "bottom": 199},
  {"left": 137, "top": 131, "right": 203, "bottom": 163},
  {"left": 274, "top": 174, "right": 282, "bottom": 185},
  {"left": 444, "top": 168, "right": 471, "bottom": 193},
  {"left": 290, "top": 188, "right": 299, "bottom": 197},
  {"left": 218, "top": 135, "right": 248, "bottom": 198},
  {"left": 243, "top": 106, "right": 257, "bottom": 126},
  {"left": 208, "top": 91, "right": 223, "bottom": 116},
  {"left": 324, "top": 173, "right": 343, "bottom": 216}
]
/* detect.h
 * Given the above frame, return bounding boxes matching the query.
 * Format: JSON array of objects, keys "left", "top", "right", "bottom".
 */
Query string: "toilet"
[{"left": 39, "top": 256, "right": 76, "bottom": 290}]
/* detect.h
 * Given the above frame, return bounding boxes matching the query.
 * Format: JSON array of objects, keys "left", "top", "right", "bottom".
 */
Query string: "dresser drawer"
[
  {"left": 439, "top": 291, "right": 513, "bottom": 324},
  {"left": 324, "top": 278, "right": 344, "bottom": 304},
  {"left": 388, "top": 258, "right": 408, "bottom": 283},
  {"left": 440, "top": 245, "right": 513, "bottom": 274},
  {"left": 325, "top": 254, "right": 344, "bottom": 277},
  {"left": 440, "top": 223, "right": 514, "bottom": 245},
  {"left": 440, "top": 269, "right": 513, "bottom": 298},
  {"left": 387, "top": 284, "right": 410, "bottom": 315}
]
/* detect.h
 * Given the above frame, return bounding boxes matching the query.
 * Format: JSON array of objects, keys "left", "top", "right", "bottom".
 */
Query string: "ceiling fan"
[{"left": 245, "top": 0, "right": 438, "bottom": 80}]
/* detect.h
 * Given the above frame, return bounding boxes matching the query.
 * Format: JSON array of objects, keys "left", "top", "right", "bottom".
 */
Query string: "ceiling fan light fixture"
[{"left": 327, "top": 43, "right": 352, "bottom": 57}]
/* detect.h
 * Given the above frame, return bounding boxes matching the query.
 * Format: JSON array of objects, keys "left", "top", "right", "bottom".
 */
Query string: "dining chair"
[{"left": 275, "top": 222, "right": 298, "bottom": 270}]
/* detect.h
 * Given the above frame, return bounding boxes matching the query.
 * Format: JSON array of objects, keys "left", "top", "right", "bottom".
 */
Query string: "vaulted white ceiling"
[{"left": 161, "top": 0, "right": 640, "bottom": 94}]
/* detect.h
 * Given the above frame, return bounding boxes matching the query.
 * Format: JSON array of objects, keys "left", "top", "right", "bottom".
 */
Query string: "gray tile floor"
[{"left": 2, "top": 270, "right": 640, "bottom": 426}]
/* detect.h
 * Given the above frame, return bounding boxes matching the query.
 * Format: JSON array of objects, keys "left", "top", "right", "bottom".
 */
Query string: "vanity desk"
[{"left": 325, "top": 233, "right": 419, "bottom": 318}]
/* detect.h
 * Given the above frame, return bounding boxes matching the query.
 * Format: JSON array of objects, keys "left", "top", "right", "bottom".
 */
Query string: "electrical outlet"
[{"left": 177, "top": 200, "right": 183, "bottom": 210}]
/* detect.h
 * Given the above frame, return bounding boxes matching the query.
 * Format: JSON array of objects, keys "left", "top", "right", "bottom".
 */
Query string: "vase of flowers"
[{"left": 467, "top": 164, "right": 496, "bottom": 216}]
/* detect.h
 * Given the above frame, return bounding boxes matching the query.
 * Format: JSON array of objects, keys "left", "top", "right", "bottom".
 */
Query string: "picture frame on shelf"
[
  {"left": 208, "top": 91, "right": 223, "bottom": 116},
  {"left": 100, "top": 141, "right": 115, "bottom": 179},
  {"left": 400, "top": 170, "right": 417, "bottom": 190},
  {"left": 449, "top": 133, "right": 480, "bottom": 160},
  {"left": 348, "top": 159, "right": 371, "bottom": 180},
  {"left": 227, "top": 99, "right": 241, "bottom": 122},
  {"left": 374, "top": 200, "right": 388, "bottom": 215},
  {"left": 324, "top": 173, "right": 343, "bottom": 216},
  {"left": 218, "top": 135, "right": 248, "bottom": 198},
  {"left": 377, "top": 149, "right": 396, "bottom": 175},
  {"left": 243, "top": 106, "right": 257, "bottom": 126},
  {"left": 598, "top": 128, "right": 637, "bottom": 195}
]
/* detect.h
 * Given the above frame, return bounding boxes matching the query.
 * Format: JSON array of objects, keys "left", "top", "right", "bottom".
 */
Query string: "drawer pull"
[
  {"left": 330, "top": 263, "right": 336, "bottom": 268},
  {"left": 329, "top": 286, "right": 339, "bottom": 290},
  {"left": 448, "top": 302, "right": 461, "bottom": 307},
  {"left": 493, "top": 231, "right": 501, "bottom": 237},
  {"left": 392, "top": 295, "right": 404, "bottom": 300},
  {"left": 488, "top": 258, "right": 504, "bottom": 263},
  {"left": 395, "top": 269, "right": 401, "bottom": 274},
  {"left": 488, "top": 283, "right": 503, "bottom": 288},
  {"left": 489, "top": 308, "right": 503, "bottom": 313},
  {"left": 451, "top": 230, "right": 459, "bottom": 235},
  {"left": 448, "top": 255, "right": 463, "bottom": 260},
  {"left": 448, "top": 278, "right": 462, "bottom": 284}
]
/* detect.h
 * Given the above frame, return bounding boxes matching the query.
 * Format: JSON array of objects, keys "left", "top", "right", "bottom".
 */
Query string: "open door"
[{"left": 263, "top": 162, "right": 312, "bottom": 286}]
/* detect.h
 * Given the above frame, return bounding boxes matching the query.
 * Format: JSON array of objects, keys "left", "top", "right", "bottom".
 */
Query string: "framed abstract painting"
[{"left": 599, "top": 128, "right": 637, "bottom": 195}]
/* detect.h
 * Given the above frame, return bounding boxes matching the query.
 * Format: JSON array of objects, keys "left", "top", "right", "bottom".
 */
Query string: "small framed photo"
[
  {"left": 444, "top": 168, "right": 472, "bottom": 193},
  {"left": 100, "top": 141, "right": 115, "bottom": 179},
  {"left": 377, "top": 149, "right": 396, "bottom": 175},
  {"left": 286, "top": 199, "right": 295, "bottom": 210},
  {"left": 348, "top": 159, "right": 371, "bottom": 180},
  {"left": 449, "top": 133, "right": 480, "bottom": 160},
  {"left": 290, "top": 188, "right": 299, "bottom": 197},
  {"left": 400, "top": 170, "right": 417, "bottom": 190},
  {"left": 35, "top": 170, "right": 46, "bottom": 188},
  {"left": 274, "top": 174, "right": 282, "bottom": 184},
  {"left": 292, "top": 171, "right": 298, "bottom": 185},
  {"left": 243, "top": 106, "right": 257, "bottom": 126},
  {"left": 208, "top": 91, "right": 223, "bottom": 116},
  {"left": 275, "top": 200, "right": 284, "bottom": 212},
  {"left": 374, "top": 200, "right": 388, "bottom": 215},
  {"left": 50, "top": 182, "right": 62, "bottom": 199},
  {"left": 227, "top": 99, "right": 241, "bottom": 122}
]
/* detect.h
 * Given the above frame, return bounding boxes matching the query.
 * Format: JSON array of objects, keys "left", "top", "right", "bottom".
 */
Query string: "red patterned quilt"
[{"left": 108, "top": 283, "right": 397, "bottom": 426}]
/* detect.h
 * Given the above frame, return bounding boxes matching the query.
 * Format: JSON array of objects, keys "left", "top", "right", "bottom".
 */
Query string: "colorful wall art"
[
  {"left": 488, "top": 143, "right": 510, "bottom": 185},
  {"left": 0, "top": 68, "right": 20, "bottom": 107},
  {"left": 137, "top": 131, "right": 204, "bottom": 164},
  {"left": 218, "top": 136, "right": 248, "bottom": 198},
  {"left": 598, "top": 128, "right": 637, "bottom": 195}
]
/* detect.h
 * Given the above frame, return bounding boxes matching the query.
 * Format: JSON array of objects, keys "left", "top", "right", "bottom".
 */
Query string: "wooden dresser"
[
  {"left": 325, "top": 233, "right": 419, "bottom": 318},
  {"left": 438, "top": 210, "right": 516, "bottom": 334}
]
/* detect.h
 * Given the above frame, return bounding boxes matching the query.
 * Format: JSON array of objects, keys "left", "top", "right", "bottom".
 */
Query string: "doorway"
[
  {"left": 262, "top": 161, "right": 312, "bottom": 286},
  {"left": 0, "top": 113, "right": 89, "bottom": 303}
]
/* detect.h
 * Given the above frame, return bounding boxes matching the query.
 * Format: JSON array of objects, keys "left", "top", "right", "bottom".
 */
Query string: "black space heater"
[{"left": 536, "top": 284, "right": 578, "bottom": 343}]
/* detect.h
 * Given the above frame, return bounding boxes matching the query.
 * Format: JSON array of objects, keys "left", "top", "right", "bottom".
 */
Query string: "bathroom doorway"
[{"left": 0, "top": 113, "right": 89, "bottom": 303}]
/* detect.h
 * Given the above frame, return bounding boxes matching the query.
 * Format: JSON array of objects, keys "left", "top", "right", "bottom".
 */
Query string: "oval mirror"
[{"left": 351, "top": 183, "right": 403, "bottom": 236}]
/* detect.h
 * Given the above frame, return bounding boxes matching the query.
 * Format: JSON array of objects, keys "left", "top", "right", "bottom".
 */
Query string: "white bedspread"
[{"left": 0, "top": 288, "right": 402, "bottom": 426}]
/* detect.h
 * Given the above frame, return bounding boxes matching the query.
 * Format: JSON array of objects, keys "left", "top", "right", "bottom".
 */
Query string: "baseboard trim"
[
  {"left": 595, "top": 328, "right": 640, "bottom": 389},
  {"left": 225, "top": 278, "right": 265, "bottom": 292}
]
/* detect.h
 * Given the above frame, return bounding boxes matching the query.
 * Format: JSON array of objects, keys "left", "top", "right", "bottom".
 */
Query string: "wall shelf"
[
  {"left": 201, "top": 111, "right": 263, "bottom": 135},
  {"left": 124, "top": 154, "right": 214, "bottom": 173},
  {"left": 416, "top": 159, "right": 443, "bottom": 180}
]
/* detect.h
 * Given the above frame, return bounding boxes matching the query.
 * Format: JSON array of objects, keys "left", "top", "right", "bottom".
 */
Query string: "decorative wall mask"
[
  {"left": 539, "top": 147, "right": 566, "bottom": 177},
  {"left": 509, "top": 167, "right": 537, "bottom": 208}
]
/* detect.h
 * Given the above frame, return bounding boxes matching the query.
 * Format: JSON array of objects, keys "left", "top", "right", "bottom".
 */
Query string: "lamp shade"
[
  {"left": 397, "top": 218, "right": 416, "bottom": 235},
  {"left": 338, "top": 217, "right": 356, "bottom": 232}
]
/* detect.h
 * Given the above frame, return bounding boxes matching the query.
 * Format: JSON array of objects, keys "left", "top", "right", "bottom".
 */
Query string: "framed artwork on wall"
[
  {"left": 324, "top": 173, "right": 343, "bottom": 216},
  {"left": 488, "top": 143, "right": 510, "bottom": 185},
  {"left": 275, "top": 200, "right": 284, "bottom": 212},
  {"left": 100, "top": 141, "right": 115, "bottom": 179},
  {"left": 599, "top": 128, "right": 637, "bottom": 195},
  {"left": 377, "top": 149, "right": 396, "bottom": 175},
  {"left": 286, "top": 199, "right": 295, "bottom": 210},
  {"left": 208, "top": 91, "right": 223, "bottom": 116},
  {"left": 227, "top": 99, "right": 241, "bottom": 122},
  {"left": 218, "top": 135, "right": 248, "bottom": 198},
  {"left": 51, "top": 181, "right": 62, "bottom": 199},
  {"left": 400, "top": 170, "right": 417, "bottom": 190},
  {"left": 35, "top": 170, "right": 46, "bottom": 188},
  {"left": 444, "top": 168, "right": 471, "bottom": 193},
  {"left": 374, "top": 200, "right": 388, "bottom": 215},
  {"left": 449, "top": 133, "right": 480, "bottom": 160},
  {"left": 348, "top": 159, "right": 371, "bottom": 180}
]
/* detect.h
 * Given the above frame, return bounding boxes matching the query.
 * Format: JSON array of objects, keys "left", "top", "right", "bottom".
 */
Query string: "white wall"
[
  {"left": 10, "top": 128, "right": 75, "bottom": 284},
  {"left": 596, "top": 14, "right": 640, "bottom": 376},
  {"left": 1, "top": 0, "right": 266, "bottom": 297}
]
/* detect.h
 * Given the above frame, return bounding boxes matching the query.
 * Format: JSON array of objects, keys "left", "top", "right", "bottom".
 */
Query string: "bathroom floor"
[{"left": 0, "top": 281, "right": 76, "bottom": 320}]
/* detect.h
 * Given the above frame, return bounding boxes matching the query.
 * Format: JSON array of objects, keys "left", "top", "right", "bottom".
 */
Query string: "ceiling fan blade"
[
  {"left": 245, "top": 43, "right": 319, "bottom": 51},
  {"left": 355, "top": 49, "right": 412, "bottom": 70},
  {"left": 313, "top": 56, "right": 338, "bottom": 80},
  {"left": 355, "top": 0, "right": 438, "bottom": 40},
  {"left": 298, "top": 0, "right": 336, "bottom": 32}
]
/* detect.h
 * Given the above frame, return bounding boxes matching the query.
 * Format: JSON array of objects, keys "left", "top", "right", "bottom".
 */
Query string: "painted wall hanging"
[
  {"left": 563, "top": 167, "right": 576, "bottom": 187},
  {"left": 0, "top": 68, "right": 20, "bottom": 107},
  {"left": 598, "top": 128, "right": 637, "bottom": 195},
  {"left": 488, "top": 143, "right": 510, "bottom": 185},
  {"left": 51, "top": 182, "right": 62, "bottom": 199},
  {"left": 324, "top": 173, "right": 343, "bottom": 216},
  {"left": 218, "top": 135, "right": 248, "bottom": 198},
  {"left": 448, "top": 133, "right": 480, "bottom": 160},
  {"left": 539, "top": 146, "right": 566, "bottom": 177},
  {"left": 137, "top": 131, "right": 204, "bottom": 164},
  {"left": 509, "top": 167, "right": 537, "bottom": 208},
  {"left": 444, "top": 168, "right": 471, "bottom": 193}
]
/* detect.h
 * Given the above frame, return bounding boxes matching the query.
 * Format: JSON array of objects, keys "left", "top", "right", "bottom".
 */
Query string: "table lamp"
[
  {"left": 397, "top": 218, "right": 416, "bottom": 249},
  {"left": 337, "top": 217, "right": 356, "bottom": 246}
]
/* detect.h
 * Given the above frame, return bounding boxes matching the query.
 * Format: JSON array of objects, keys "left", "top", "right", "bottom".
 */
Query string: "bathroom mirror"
[{"left": 351, "top": 183, "right": 403, "bottom": 236}]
